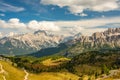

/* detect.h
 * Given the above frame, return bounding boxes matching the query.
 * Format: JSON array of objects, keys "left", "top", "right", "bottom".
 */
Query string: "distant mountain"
[
  {"left": 0, "top": 30, "right": 63, "bottom": 55},
  {"left": 0, "top": 28, "right": 120, "bottom": 57},
  {"left": 29, "top": 28, "right": 120, "bottom": 57}
]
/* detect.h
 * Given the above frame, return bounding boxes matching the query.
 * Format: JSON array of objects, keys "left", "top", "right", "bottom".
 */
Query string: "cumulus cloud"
[
  {"left": 40, "top": 0, "right": 120, "bottom": 16},
  {"left": 0, "top": 18, "right": 60, "bottom": 34},
  {"left": 0, "top": 18, "right": 26, "bottom": 28},
  {"left": 0, "top": 2, "right": 25, "bottom": 12},
  {"left": 28, "top": 20, "right": 60, "bottom": 31},
  {"left": 55, "top": 17, "right": 120, "bottom": 35}
]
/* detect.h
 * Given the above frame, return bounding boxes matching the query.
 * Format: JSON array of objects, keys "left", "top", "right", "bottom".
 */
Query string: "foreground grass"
[
  {"left": 0, "top": 60, "right": 79, "bottom": 80},
  {"left": 0, "top": 60, "right": 25, "bottom": 80},
  {"left": 29, "top": 72, "right": 79, "bottom": 80},
  {"left": 0, "top": 60, "right": 119, "bottom": 80}
]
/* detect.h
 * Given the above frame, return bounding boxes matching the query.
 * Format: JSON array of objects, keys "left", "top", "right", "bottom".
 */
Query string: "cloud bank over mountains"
[{"left": 0, "top": 17, "right": 120, "bottom": 36}]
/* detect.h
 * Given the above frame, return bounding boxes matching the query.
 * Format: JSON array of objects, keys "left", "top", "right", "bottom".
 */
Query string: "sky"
[{"left": 0, "top": 0, "right": 120, "bottom": 36}]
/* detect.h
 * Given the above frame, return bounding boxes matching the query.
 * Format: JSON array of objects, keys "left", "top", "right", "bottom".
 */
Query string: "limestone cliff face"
[
  {"left": 65, "top": 28, "right": 120, "bottom": 56},
  {"left": 75, "top": 28, "right": 119, "bottom": 47}
]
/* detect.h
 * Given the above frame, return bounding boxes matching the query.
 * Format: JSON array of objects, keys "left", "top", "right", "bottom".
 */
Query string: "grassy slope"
[
  {"left": 0, "top": 60, "right": 79, "bottom": 80},
  {"left": 0, "top": 60, "right": 25, "bottom": 80},
  {"left": 29, "top": 72, "right": 79, "bottom": 80},
  {"left": 42, "top": 58, "right": 70, "bottom": 66}
]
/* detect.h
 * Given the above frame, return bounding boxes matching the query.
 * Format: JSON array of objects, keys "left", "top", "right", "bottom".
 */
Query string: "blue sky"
[
  {"left": 0, "top": 0, "right": 120, "bottom": 22},
  {"left": 0, "top": 0, "right": 120, "bottom": 36}
]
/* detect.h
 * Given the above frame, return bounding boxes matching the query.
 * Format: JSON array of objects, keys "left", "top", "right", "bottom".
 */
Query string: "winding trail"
[
  {"left": 0, "top": 63, "right": 6, "bottom": 73},
  {"left": 96, "top": 69, "right": 120, "bottom": 80},
  {"left": 0, "top": 63, "right": 7, "bottom": 80},
  {"left": 2, "top": 76, "right": 6, "bottom": 80},
  {"left": 24, "top": 70, "right": 29, "bottom": 80}
]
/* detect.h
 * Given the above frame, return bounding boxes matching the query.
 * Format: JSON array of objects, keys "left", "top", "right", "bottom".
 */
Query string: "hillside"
[
  {"left": 0, "top": 49, "right": 120, "bottom": 80},
  {"left": 0, "top": 60, "right": 79, "bottom": 80},
  {"left": 27, "top": 43, "right": 68, "bottom": 57},
  {"left": 66, "top": 50, "right": 120, "bottom": 79}
]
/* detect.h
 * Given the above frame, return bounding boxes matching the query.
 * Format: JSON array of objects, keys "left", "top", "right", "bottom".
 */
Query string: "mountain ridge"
[{"left": 31, "top": 28, "right": 120, "bottom": 57}]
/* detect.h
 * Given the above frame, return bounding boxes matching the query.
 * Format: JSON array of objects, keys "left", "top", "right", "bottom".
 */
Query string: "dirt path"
[
  {"left": 0, "top": 63, "right": 6, "bottom": 73},
  {"left": 2, "top": 75, "right": 6, "bottom": 80},
  {"left": 24, "top": 70, "right": 29, "bottom": 80},
  {"left": 0, "top": 63, "right": 7, "bottom": 80},
  {"left": 96, "top": 69, "right": 120, "bottom": 80}
]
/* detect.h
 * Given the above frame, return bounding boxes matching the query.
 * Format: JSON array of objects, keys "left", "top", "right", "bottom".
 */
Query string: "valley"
[
  {"left": 0, "top": 0, "right": 120, "bottom": 79},
  {"left": 0, "top": 28, "right": 120, "bottom": 80},
  {"left": 0, "top": 48, "right": 120, "bottom": 80}
]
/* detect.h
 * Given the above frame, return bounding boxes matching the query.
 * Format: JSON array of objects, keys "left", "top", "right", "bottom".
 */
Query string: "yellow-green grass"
[
  {"left": 42, "top": 58, "right": 70, "bottom": 66},
  {"left": 0, "top": 75, "right": 4, "bottom": 80},
  {"left": 29, "top": 72, "right": 79, "bottom": 80},
  {"left": 0, "top": 60, "right": 79, "bottom": 80},
  {"left": 0, "top": 60, "right": 25, "bottom": 80}
]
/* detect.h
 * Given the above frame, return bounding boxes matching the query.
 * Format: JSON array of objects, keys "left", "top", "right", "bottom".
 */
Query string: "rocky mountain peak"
[
  {"left": 34, "top": 30, "right": 47, "bottom": 36},
  {"left": 103, "top": 28, "right": 120, "bottom": 35}
]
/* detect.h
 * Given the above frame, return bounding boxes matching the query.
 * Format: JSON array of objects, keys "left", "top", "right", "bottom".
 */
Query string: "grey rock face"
[{"left": 66, "top": 28, "right": 120, "bottom": 56}]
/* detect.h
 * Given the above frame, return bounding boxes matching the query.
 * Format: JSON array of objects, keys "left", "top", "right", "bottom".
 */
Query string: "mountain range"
[
  {"left": 30, "top": 28, "right": 120, "bottom": 57},
  {"left": 0, "top": 28, "right": 120, "bottom": 80},
  {"left": 61, "top": 28, "right": 120, "bottom": 57},
  {"left": 0, "top": 30, "right": 63, "bottom": 55},
  {"left": 0, "top": 28, "right": 119, "bottom": 56}
]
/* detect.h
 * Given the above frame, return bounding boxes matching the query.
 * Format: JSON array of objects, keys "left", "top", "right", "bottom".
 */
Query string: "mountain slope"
[
  {"left": 65, "top": 50, "right": 120, "bottom": 79},
  {"left": 27, "top": 43, "right": 68, "bottom": 57}
]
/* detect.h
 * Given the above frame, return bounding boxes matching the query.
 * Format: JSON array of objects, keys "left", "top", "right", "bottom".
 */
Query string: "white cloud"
[
  {"left": 0, "top": 18, "right": 26, "bottom": 31},
  {"left": 0, "top": 32, "right": 3, "bottom": 38},
  {"left": 0, "top": 2, "right": 25, "bottom": 12},
  {"left": 0, "top": 17, "right": 120, "bottom": 36},
  {"left": 0, "top": 13, "right": 5, "bottom": 16},
  {"left": 53, "top": 17, "right": 120, "bottom": 35},
  {"left": 80, "top": 13, "right": 88, "bottom": 17},
  {"left": 40, "top": 0, "right": 120, "bottom": 16},
  {"left": 7, "top": 32, "right": 18, "bottom": 37},
  {"left": 28, "top": 20, "right": 60, "bottom": 31},
  {"left": 0, "top": 18, "right": 60, "bottom": 34}
]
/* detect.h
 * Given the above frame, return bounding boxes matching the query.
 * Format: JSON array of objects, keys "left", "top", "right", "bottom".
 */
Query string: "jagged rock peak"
[
  {"left": 103, "top": 28, "right": 120, "bottom": 35},
  {"left": 34, "top": 30, "right": 47, "bottom": 36}
]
